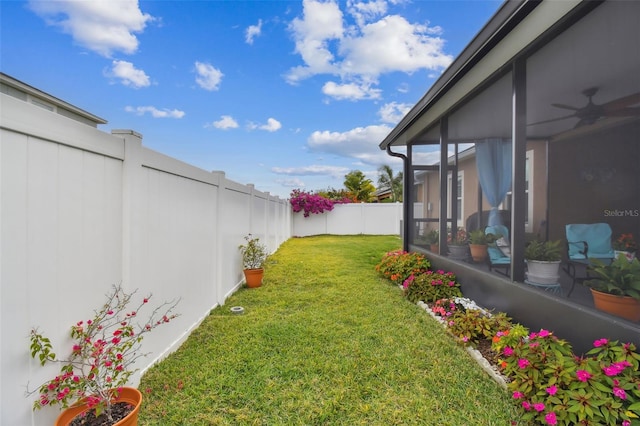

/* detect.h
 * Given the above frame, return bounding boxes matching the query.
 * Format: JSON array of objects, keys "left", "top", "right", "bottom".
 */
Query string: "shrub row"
[{"left": 375, "top": 251, "right": 640, "bottom": 426}]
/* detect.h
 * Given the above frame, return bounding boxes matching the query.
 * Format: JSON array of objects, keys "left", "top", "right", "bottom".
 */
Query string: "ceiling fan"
[{"left": 530, "top": 87, "right": 640, "bottom": 128}]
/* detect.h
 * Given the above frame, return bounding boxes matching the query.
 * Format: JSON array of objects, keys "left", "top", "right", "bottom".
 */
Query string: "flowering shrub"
[
  {"left": 375, "top": 250, "right": 430, "bottom": 285},
  {"left": 613, "top": 233, "right": 638, "bottom": 253},
  {"left": 446, "top": 308, "right": 512, "bottom": 348},
  {"left": 501, "top": 331, "right": 640, "bottom": 425},
  {"left": 29, "top": 285, "right": 179, "bottom": 422},
  {"left": 289, "top": 189, "right": 349, "bottom": 217},
  {"left": 403, "top": 270, "right": 462, "bottom": 303},
  {"left": 447, "top": 227, "right": 468, "bottom": 245}
]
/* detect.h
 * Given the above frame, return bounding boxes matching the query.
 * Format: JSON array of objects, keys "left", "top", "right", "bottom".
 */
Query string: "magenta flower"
[
  {"left": 512, "top": 391, "right": 525, "bottom": 399},
  {"left": 613, "top": 387, "right": 627, "bottom": 400},
  {"left": 538, "top": 329, "right": 550, "bottom": 338},
  {"left": 546, "top": 385, "right": 557, "bottom": 395},
  {"left": 503, "top": 346, "right": 514, "bottom": 356},
  {"left": 593, "top": 338, "right": 608, "bottom": 347},
  {"left": 518, "top": 358, "right": 530, "bottom": 369},
  {"left": 522, "top": 401, "right": 531, "bottom": 410},
  {"left": 622, "top": 420, "right": 631, "bottom": 426},
  {"left": 545, "top": 411, "right": 557, "bottom": 425},
  {"left": 533, "top": 402, "right": 545, "bottom": 412},
  {"left": 576, "top": 370, "right": 592, "bottom": 382}
]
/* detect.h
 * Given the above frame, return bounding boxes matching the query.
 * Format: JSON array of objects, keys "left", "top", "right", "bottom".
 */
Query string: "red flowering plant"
[
  {"left": 447, "top": 227, "right": 468, "bottom": 246},
  {"left": 613, "top": 233, "right": 638, "bottom": 253},
  {"left": 501, "top": 330, "right": 640, "bottom": 426},
  {"left": 375, "top": 250, "right": 430, "bottom": 286},
  {"left": 403, "top": 269, "right": 462, "bottom": 303},
  {"left": 28, "top": 284, "right": 179, "bottom": 423}
]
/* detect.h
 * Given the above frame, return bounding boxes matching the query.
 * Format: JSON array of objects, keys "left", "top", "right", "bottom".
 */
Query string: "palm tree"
[
  {"left": 377, "top": 165, "right": 403, "bottom": 202},
  {"left": 344, "top": 170, "right": 375, "bottom": 202}
]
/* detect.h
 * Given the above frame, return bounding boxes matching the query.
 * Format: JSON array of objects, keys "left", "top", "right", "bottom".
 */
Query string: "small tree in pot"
[
  {"left": 238, "top": 234, "right": 268, "bottom": 288},
  {"left": 524, "top": 240, "right": 562, "bottom": 285}
]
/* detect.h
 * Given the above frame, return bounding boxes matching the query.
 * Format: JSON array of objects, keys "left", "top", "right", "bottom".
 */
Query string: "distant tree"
[
  {"left": 344, "top": 170, "right": 375, "bottom": 202},
  {"left": 377, "top": 165, "right": 403, "bottom": 202},
  {"left": 316, "top": 187, "right": 352, "bottom": 202}
]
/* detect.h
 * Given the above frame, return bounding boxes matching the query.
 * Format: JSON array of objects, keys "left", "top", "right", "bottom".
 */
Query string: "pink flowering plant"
[
  {"left": 289, "top": 189, "right": 349, "bottom": 217},
  {"left": 28, "top": 285, "right": 179, "bottom": 422},
  {"left": 501, "top": 330, "right": 640, "bottom": 425},
  {"left": 403, "top": 270, "right": 462, "bottom": 303},
  {"left": 375, "top": 250, "right": 430, "bottom": 286}
]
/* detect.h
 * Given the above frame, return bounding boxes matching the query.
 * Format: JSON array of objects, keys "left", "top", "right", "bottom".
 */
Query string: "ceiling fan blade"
[
  {"left": 604, "top": 107, "right": 640, "bottom": 117},
  {"left": 528, "top": 114, "right": 576, "bottom": 126},
  {"left": 602, "top": 92, "right": 640, "bottom": 111},
  {"left": 552, "top": 103, "right": 580, "bottom": 111}
]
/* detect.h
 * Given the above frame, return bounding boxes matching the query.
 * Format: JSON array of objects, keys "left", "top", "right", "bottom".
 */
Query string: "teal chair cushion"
[{"left": 565, "top": 223, "right": 614, "bottom": 260}]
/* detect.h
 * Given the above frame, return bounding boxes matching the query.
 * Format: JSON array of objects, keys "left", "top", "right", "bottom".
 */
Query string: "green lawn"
[{"left": 139, "top": 235, "right": 517, "bottom": 425}]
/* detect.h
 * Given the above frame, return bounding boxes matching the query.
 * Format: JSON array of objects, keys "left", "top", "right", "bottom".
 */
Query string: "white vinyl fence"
[
  {"left": 292, "top": 203, "right": 403, "bottom": 236},
  {"left": 0, "top": 93, "right": 291, "bottom": 426}
]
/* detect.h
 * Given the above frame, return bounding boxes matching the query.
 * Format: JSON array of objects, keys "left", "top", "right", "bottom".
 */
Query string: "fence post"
[
  {"left": 211, "top": 170, "right": 226, "bottom": 306},
  {"left": 114, "top": 129, "right": 143, "bottom": 292}
]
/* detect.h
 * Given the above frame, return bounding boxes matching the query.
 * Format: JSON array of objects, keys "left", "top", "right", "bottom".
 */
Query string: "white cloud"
[
  {"left": 286, "top": 0, "right": 344, "bottom": 84},
  {"left": 275, "top": 177, "right": 307, "bottom": 188},
  {"left": 378, "top": 102, "right": 411, "bottom": 124},
  {"left": 245, "top": 19, "right": 262, "bottom": 44},
  {"left": 208, "top": 115, "right": 239, "bottom": 130},
  {"left": 28, "top": 0, "right": 153, "bottom": 57},
  {"left": 272, "top": 165, "right": 349, "bottom": 177},
  {"left": 307, "top": 124, "right": 403, "bottom": 166},
  {"left": 124, "top": 106, "right": 185, "bottom": 118},
  {"left": 107, "top": 60, "right": 150, "bottom": 88},
  {"left": 322, "top": 81, "right": 381, "bottom": 101},
  {"left": 248, "top": 118, "right": 282, "bottom": 132},
  {"left": 261, "top": 118, "right": 282, "bottom": 132},
  {"left": 194, "top": 61, "right": 223, "bottom": 91},
  {"left": 286, "top": 0, "right": 453, "bottom": 100}
]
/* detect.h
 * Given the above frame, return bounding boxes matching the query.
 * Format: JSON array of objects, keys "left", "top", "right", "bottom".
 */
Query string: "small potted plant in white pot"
[
  {"left": 28, "top": 284, "right": 179, "bottom": 426},
  {"left": 585, "top": 255, "right": 640, "bottom": 322},
  {"left": 447, "top": 227, "right": 469, "bottom": 261},
  {"left": 238, "top": 233, "right": 268, "bottom": 288},
  {"left": 524, "top": 240, "right": 562, "bottom": 285}
]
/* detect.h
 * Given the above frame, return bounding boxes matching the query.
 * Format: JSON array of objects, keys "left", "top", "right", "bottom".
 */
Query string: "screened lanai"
[{"left": 380, "top": 0, "right": 639, "bottom": 353}]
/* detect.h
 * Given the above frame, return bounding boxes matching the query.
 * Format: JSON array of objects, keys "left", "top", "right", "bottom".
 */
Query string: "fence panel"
[{"left": 292, "top": 203, "right": 402, "bottom": 236}]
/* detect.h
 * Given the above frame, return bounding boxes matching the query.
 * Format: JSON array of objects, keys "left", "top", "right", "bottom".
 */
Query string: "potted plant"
[
  {"left": 468, "top": 229, "right": 499, "bottom": 262},
  {"left": 524, "top": 240, "right": 562, "bottom": 285},
  {"left": 585, "top": 255, "right": 640, "bottom": 322},
  {"left": 238, "top": 233, "right": 268, "bottom": 288},
  {"left": 447, "top": 227, "right": 469, "bottom": 261},
  {"left": 612, "top": 233, "right": 637, "bottom": 261},
  {"left": 28, "top": 284, "right": 179, "bottom": 426},
  {"left": 424, "top": 229, "right": 439, "bottom": 252}
]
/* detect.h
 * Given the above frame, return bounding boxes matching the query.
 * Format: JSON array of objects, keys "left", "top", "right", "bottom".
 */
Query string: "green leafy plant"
[
  {"left": 424, "top": 229, "right": 439, "bottom": 245},
  {"left": 28, "top": 285, "right": 179, "bottom": 423},
  {"left": 238, "top": 233, "right": 268, "bottom": 269},
  {"left": 403, "top": 269, "right": 462, "bottom": 303},
  {"left": 446, "top": 308, "right": 512, "bottom": 348},
  {"left": 468, "top": 229, "right": 500, "bottom": 245},
  {"left": 585, "top": 256, "right": 640, "bottom": 299},
  {"left": 375, "top": 250, "right": 430, "bottom": 285},
  {"left": 501, "top": 331, "right": 640, "bottom": 426},
  {"left": 524, "top": 240, "right": 562, "bottom": 261}
]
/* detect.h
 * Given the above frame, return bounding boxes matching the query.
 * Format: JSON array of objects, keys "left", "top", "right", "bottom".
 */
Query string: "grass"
[{"left": 138, "top": 235, "right": 518, "bottom": 425}]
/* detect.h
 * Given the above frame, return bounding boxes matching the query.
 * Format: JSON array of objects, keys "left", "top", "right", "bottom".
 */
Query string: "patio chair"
[
  {"left": 564, "top": 223, "right": 615, "bottom": 296},
  {"left": 486, "top": 225, "right": 510, "bottom": 276}
]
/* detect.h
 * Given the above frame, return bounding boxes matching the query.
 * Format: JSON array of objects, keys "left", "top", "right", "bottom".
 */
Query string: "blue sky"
[{"left": 1, "top": 0, "right": 501, "bottom": 198}]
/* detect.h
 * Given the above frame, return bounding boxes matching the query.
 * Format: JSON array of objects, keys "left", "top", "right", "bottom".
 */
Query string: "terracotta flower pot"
[
  {"left": 590, "top": 289, "right": 640, "bottom": 322},
  {"left": 243, "top": 268, "right": 264, "bottom": 288},
  {"left": 54, "top": 387, "right": 142, "bottom": 426},
  {"left": 469, "top": 244, "right": 488, "bottom": 262},
  {"left": 429, "top": 243, "right": 439, "bottom": 253}
]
